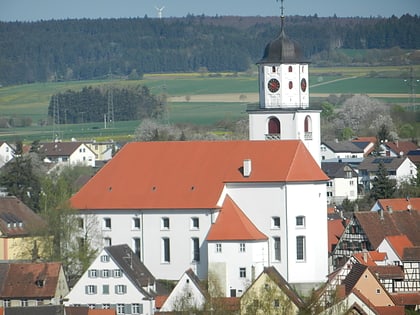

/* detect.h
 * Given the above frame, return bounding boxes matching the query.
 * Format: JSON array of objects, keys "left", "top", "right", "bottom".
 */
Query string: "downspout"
[
  {"left": 141, "top": 212, "right": 144, "bottom": 262},
  {"left": 285, "top": 184, "right": 289, "bottom": 282}
]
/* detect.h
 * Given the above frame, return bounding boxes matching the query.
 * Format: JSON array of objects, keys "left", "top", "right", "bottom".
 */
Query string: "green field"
[{"left": 0, "top": 65, "right": 418, "bottom": 143}]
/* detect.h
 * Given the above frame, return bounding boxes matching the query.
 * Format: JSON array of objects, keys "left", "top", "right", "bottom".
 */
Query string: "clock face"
[
  {"left": 301, "top": 78, "right": 307, "bottom": 92},
  {"left": 267, "top": 78, "right": 280, "bottom": 93}
]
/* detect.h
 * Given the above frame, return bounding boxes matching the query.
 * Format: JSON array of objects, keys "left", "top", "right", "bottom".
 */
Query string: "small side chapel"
[{"left": 248, "top": 2, "right": 321, "bottom": 165}]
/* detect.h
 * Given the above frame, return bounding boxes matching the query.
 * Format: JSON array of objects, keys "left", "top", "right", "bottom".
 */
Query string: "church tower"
[{"left": 248, "top": 3, "right": 321, "bottom": 165}]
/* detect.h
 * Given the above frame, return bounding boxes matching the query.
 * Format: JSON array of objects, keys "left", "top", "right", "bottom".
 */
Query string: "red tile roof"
[
  {"left": 207, "top": 195, "right": 267, "bottom": 241},
  {"left": 354, "top": 209, "right": 420, "bottom": 249},
  {"left": 328, "top": 219, "right": 345, "bottom": 253},
  {"left": 385, "top": 235, "right": 413, "bottom": 259},
  {"left": 0, "top": 262, "right": 63, "bottom": 298},
  {"left": 391, "top": 292, "right": 420, "bottom": 306},
  {"left": 0, "top": 196, "right": 46, "bottom": 237},
  {"left": 377, "top": 198, "right": 420, "bottom": 212},
  {"left": 353, "top": 251, "right": 387, "bottom": 266},
  {"left": 71, "top": 140, "right": 328, "bottom": 210},
  {"left": 384, "top": 140, "right": 418, "bottom": 156},
  {"left": 155, "top": 295, "right": 169, "bottom": 309}
]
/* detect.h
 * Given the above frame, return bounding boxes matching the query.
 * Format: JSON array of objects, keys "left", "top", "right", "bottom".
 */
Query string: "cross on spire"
[{"left": 277, "top": 0, "right": 285, "bottom": 31}]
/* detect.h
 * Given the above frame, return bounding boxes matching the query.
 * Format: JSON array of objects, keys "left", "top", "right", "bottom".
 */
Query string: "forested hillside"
[{"left": 0, "top": 14, "right": 418, "bottom": 86}]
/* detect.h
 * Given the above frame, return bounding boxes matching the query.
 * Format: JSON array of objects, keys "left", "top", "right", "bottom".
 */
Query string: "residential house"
[
  {"left": 0, "top": 196, "right": 46, "bottom": 260},
  {"left": 380, "top": 140, "right": 418, "bottom": 157},
  {"left": 320, "top": 140, "right": 364, "bottom": 161},
  {"left": 207, "top": 196, "right": 268, "bottom": 297},
  {"left": 331, "top": 208, "right": 420, "bottom": 270},
  {"left": 39, "top": 142, "right": 96, "bottom": 168},
  {"left": 0, "top": 262, "right": 69, "bottom": 308},
  {"left": 70, "top": 140, "right": 329, "bottom": 295},
  {"left": 65, "top": 244, "right": 155, "bottom": 315},
  {"left": 321, "top": 161, "right": 359, "bottom": 204},
  {"left": 407, "top": 149, "right": 420, "bottom": 166},
  {"left": 240, "top": 267, "right": 304, "bottom": 315},
  {"left": 322, "top": 264, "right": 405, "bottom": 315},
  {"left": 85, "top": 140, "right": 118, "bottom": 162},
  {"left": 158, "top": 269, "right": 206, "bottom": 312},
  {"left": 351, "top": 137, "right": 377, "bottom": 157},
  {"left": 377, "top": 235, "right": 420, "bottom": 292},
  {"left": 370, "top": 197, "right": 420, "bottom": 212},
  {"left": 0, "top": 141, "right": 13, "bottom": 169},
  {"left": 358, "top": 156, "right": 417, "bottom": 192},
  {"left": 327, "top": 218, "right": 345, "bottom": 271}
]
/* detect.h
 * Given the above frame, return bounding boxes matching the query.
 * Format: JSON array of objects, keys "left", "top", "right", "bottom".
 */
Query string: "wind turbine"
[{"left": 155, "top": 6, "right": 165, "bottom": 19}]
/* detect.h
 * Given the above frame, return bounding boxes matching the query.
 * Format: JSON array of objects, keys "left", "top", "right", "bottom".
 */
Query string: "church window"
[
  {"left": 161, "top": 217, "right": 170, "bottom": 230},
  {"left": 274, "top": 237, "right": 281, "bottom": 261},
  {"left": 191, "top": 217, "right": 199, "bottom": 229},
  {"left": 162, "top": 238, "right": 170, "bottom": 263},
  {"left": 132, "top": 217, "right": 140, "bottom": 230},
  {"left": 288, "top": 66, "right": 292, "bottom": 72},
  {"left": 133, "top": 238, "right": 141, "bottom": 259},
  {"left": 272, "top": 66, "right": 276, "bottom": 73},
  {"left": 296, "top": 236, "right": 306, "bottom": 261},
  {"left": 289, "top": 81, "right": 293, "bottom": 89},
  {"left": 304, "top": 116, "right": 312, "bottom": 140},
  {"left": 192, "top": 237, "right": 200, "bottom": 262},
  {"left": 268, "top": 117, "right": 280, "bottom": 135},
  {"left": 296, "top": 216, "right": 305, "bottom": 227},
  {"left": 272, "top": 216, "right": 280, "bottom": 229}
]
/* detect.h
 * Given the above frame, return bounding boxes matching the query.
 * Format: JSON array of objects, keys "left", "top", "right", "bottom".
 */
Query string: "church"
[{"left": 70, "top": 8, "right": 328, "bottom": 296}]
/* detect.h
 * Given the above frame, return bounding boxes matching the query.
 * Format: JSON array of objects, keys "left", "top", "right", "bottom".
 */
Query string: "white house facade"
[
  {"left": 0, "top": 141, "right": 14, "bottom": 168},
  {"left": 65, "top": 244, "right": 155, "bottom": 314},
  {"left": 40, "top": 142, "right": 96, "bottom": 167}
]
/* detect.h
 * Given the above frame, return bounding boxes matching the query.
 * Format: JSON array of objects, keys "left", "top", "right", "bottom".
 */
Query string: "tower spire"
[{"left": 278, "top": 0, "right": 285, "bottom": 32}]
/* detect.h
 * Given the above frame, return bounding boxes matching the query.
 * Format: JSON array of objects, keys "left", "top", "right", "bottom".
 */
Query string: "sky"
[{"left": 0, "top": 0, "right": 418, "bottom": 22}]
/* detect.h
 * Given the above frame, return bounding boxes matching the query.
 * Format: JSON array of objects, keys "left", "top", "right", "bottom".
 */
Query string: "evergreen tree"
[
  {"left": 0, "top": 140, "right": 42, "bottom": 211},
  {"left": 370, "top": 161, "right": 396, "bottom": 200}
]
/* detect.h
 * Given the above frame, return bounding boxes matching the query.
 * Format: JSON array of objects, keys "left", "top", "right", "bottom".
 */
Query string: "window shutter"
[
  {"left": 85, "top": 286, "right": 88, "bottom": 294},
  {"left": 125, "top": 304, "right": 132, "bottom": 314}
]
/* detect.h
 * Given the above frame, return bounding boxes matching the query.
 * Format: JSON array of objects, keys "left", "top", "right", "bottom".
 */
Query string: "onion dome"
[{"left": 258, "top": 26, "right": 304, "bottom": 64}]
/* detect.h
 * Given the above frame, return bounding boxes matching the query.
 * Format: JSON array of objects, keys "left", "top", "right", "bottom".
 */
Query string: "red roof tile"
[
  {"left": 354, "top": 210, "right": 420, "bottom": 249},
  {"left": 0, "top": 196, "right": 46, "bottom": 237},
  {"left": 353, "top": 251, "right": 387, "bottom": 266},
  {"left": 385, "top": 235, "right": 413, "bottom": 259},
  {"left": 71, "top": 140, "right": 327, "bottom": 210},
  {"left": 328, "top": 219, "right": 345, "bottom": 253},
  {"left": 391, "top": 292, "right": 420, "bottom": 306},
  {"left": 155, "top": 295, "right": 169, "bottom": 309},
  {"left": 207, "top": 195, "right": 267, "bottom": 241},
  {"left": 384, "top": 140, "right": 418, "bottom": 156},
  {"left": 378, "top": 198, "right": 420, "bottom": 212},
  {"left": 1, "top": 262, "right": 62, "bottom": 298}
]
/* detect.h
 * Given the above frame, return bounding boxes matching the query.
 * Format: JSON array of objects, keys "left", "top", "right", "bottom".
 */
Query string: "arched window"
[
  {"left": 267, "top": 117, "right": 281, "bottom": 140},
  {"left": 268, "top": 117, "right": 280, "bottom": 134},
  {"left": 288, "top": 66, "right": 292, "bottom": 72},
  {"left": 304, "top": 115, "right": 312, "bottom": 140}
]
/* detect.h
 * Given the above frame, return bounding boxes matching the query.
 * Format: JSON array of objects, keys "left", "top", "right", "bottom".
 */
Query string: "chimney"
[
  {"left": 243, "top": 159, "right": 252, "bottom": 177},
  {"left": 379, "top": 208, "right": 384, "bottom": 220}
]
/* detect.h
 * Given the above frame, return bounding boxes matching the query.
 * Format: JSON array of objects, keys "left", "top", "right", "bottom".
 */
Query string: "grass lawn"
[{"left": 0, "top": 66, "right": 417, "bottom": 142}]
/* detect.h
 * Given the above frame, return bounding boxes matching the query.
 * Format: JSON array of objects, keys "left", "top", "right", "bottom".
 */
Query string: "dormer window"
[{"left": 35, "top": 279, "right": 45, "bottom": 288}]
